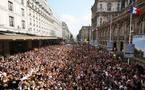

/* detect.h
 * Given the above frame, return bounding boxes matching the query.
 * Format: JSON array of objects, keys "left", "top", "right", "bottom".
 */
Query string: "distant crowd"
[{"left": 0, "top": 44, "right": 145, "bottom": 90}]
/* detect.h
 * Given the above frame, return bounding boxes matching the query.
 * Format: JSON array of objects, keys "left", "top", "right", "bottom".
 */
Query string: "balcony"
[
  {"left": 96, "top": 8, "right": 120, "bottom": 13},
  {"left": 35, "top": 0, "right": 39, "bottom": 4},
  {"left": 119, "top": 36, "right": 124, "bottom": 40}
]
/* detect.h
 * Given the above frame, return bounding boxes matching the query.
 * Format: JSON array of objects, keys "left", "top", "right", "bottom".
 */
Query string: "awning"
[{"left": 0, "top": 34, "right": 58, "bottom": 40}]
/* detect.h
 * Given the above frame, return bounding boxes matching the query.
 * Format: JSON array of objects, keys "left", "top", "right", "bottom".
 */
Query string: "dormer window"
[{"left": 107, "top": 3, "right": 112, "bottom": 11}]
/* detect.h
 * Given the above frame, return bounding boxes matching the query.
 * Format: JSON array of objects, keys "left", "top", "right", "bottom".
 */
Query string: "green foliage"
[{"left": 134, "top": 48, "right": 144, "bottom": 58}]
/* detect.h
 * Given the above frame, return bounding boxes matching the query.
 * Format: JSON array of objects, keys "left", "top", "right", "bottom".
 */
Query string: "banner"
[
  {"left": 107, "top": 40, "right": 113, "bottom": 51},
  {"left": 124, "top": 44, "right": 135, "bottom": 58}
]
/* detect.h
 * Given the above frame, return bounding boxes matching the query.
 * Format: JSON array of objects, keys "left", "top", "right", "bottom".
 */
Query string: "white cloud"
[
  {"left": 60, "top": 12, "right": 91, "bottom": 39},
  {"left": 82, "top": 13, "right": 91, "bottom": 23}
]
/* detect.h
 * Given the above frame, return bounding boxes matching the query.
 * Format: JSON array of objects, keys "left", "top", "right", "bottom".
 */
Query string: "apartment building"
[
  {"left": 0, "top": 0, "right": 63, "bottom": 56},
  {"left": 0, "top": 0, "right": 62, "bottom": 37}
]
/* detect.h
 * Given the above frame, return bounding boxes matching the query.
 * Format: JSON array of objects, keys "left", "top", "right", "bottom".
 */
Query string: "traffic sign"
[
  {"left": 107, "top": 41, "right": 113, "bottom": 51},
  {"left": 124, "top": 44, "right": 135, "bottom": 58}
]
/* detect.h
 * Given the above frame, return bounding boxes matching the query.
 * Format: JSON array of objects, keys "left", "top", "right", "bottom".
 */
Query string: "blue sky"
[
  {"left": 48, "top": 0, "right": 94, "bottom": 38},
  {"left": 133, "top": 36, "right": 145, "bottom": 51}
]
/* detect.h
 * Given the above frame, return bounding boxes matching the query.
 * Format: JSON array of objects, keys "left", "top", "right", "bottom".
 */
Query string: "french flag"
[{"left": 128, "top": 6, "right": 141, "bottom": 15}]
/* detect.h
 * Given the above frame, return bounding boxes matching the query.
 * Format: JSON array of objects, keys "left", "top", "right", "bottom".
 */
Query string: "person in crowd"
[{"left": 0, "top": 44, "right": 144, "bottom": 90}]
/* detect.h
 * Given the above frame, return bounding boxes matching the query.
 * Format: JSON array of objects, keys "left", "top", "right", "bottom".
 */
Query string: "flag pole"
[
  {"left": 108, "top": 15, "right": 112, "bottom": 53},
  {"left": 128, "top": 0, "right": 134, "bottom": 64},
  {"left": 89, "top": 25, "right": 91, "bottom": 44},
  {"left": 109, "top": 15, "right": 112, "bottom": 41},
  {"left": 129, "top": 13, "right": 132, "bottom": 44},
  {"left": 128, "top": 12, "right": 133, "bottom": 65}
]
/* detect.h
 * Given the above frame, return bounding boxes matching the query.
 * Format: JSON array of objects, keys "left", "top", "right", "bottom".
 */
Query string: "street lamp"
[
  {"left": 89, "top": 25, "right": 92, "bottom": 45},
  {"left": 107, "top": 15, "right": 113, "bottom": 51},
  {"left": 109, "top": 15, "right": 112, "bottom": 42}
]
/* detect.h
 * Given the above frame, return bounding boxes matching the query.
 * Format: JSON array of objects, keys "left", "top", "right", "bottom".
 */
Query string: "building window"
[
  {"left": 117, "top": 3, "right": 120, "bottom": 11},
  {"left": 21, "top": 0, "right": 24, "bottom": 5},
  {"left": 33, "top": 20, "right": 35, "bottom": 26},
  {"left": 100, "top": 4, "right": 102, "bottom": 10},
  {"left": 100, "top": 18, "right": 102, "bottom": 25},
  {"left": 121, "top": 0, "right": 125, "bottom": 10},
  {"left": 22, "top": 20, "right": 25, "bottom": 29},
  {"left": 30, "top": 18, "right": 32, "bottom": 25},
  {"left": 21, "top": 8, "right": 25, "bottom": 16},
  {"left": 107, "top": 3, "right": 112, "bottom": 11},
  {"left": 8, "top": 1, "right": 13, "bottom": 11},
  {"left": 28, "top": 28, "right": 32, "bottom": 31},
  {"left": 142, "top": 21, "right": 145, "bottom": 34},
  {"left": 9, "top": 16, "right": 14, "bottom": 27},
  {"left": 29, "top": 12, "right": 31, "bottom": 16}
]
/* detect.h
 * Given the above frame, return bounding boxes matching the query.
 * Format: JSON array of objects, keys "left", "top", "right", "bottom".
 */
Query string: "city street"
[{"left": 0, "top": 0, "right": 145, "bottom": 90}]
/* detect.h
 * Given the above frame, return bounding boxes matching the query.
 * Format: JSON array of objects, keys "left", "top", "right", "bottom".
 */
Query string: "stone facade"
[
  {"left": 77, "top": 26, "right": 91, "bottom": 43},
  {"left": 91, "top": 0, "right": 124, "bottom": 42},
  {"left": 94, "top": 0, "right": 145, "bottom": 52},
  {"left": 62, "top": 22, "right": 73, "bottom": 43},
  {"left": 91, "top": 0, "right": 122, "bottom": 28},
  {"left": 0, "top": 0, "right": 62, "bottom": 37}
]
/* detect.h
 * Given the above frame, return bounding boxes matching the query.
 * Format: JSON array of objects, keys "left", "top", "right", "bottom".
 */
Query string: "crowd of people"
[{"left": 0, "top": 44, "right": 144, "bottom": 90}]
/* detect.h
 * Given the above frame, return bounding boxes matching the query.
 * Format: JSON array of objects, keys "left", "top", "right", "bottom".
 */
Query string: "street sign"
[
  {"left": 124, "top": 44, "right": 135, "bottom": 58},
  {"left": 107, "top": 41, "right": 113, "bottom": 51}
]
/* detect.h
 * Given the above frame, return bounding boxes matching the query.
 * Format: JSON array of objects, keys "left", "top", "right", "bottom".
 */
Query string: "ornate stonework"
[{"left": 94, "top": 0, "right": 145, "bottom": 51}]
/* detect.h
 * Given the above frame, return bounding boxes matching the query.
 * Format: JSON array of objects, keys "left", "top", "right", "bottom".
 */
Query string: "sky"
[
  {"left": 133, "top": 35, "right": 145, "bottom": 51},
  {"left": 48, "top": 0, "right": 94, "bottom": 38}
]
